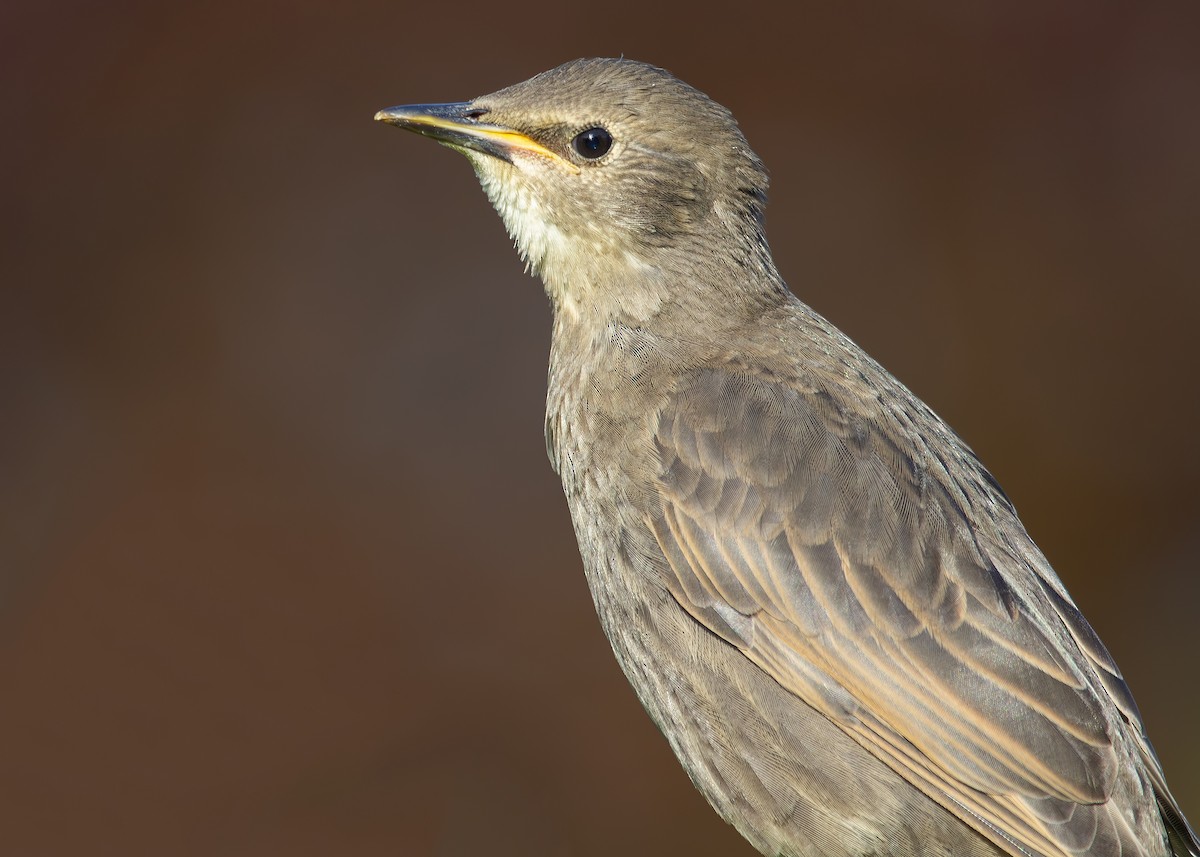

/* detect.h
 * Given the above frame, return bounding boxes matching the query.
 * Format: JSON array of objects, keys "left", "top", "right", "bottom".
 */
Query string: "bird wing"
[{"left": 648, "top": 366, "right": 1155, "bottom": 857}]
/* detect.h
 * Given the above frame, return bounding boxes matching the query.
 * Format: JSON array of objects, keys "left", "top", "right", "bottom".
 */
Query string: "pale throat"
[{"left": 468, "top": 154, "right": 669, "bottom": 325}]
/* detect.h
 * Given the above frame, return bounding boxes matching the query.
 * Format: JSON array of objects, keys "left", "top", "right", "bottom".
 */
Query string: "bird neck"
[{"left": 541, "top": 217, "right": 787, "bottom": 334}]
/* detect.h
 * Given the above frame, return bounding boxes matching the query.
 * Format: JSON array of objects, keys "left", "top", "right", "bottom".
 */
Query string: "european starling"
[{"left": 375, "top": 58, "right": 1197, "bottom": 857}]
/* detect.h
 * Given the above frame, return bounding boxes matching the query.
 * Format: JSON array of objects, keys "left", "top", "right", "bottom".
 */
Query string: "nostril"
[{"left": 463, "top": 107, "right": 489, "bottom": 121}]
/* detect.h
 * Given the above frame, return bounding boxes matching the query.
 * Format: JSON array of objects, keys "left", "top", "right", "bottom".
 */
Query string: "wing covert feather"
[{"left": 648, "top": 367, "right": 1164, "bottom": 857}]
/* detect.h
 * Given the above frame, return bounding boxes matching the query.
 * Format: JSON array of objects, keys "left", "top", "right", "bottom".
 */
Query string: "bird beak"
[{"left": 374, "top": 102, "right": 577, "bottom": 172}]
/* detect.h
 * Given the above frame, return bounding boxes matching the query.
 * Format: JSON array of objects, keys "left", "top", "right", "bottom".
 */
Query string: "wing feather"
[{"left": 649, "top": 367, "right": 1179, "bottom": 857}]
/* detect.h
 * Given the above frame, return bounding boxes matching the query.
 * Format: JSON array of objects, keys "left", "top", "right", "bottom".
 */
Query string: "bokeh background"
[{"left": 2, "top": 2, "right": 1197, "bottom": 855}]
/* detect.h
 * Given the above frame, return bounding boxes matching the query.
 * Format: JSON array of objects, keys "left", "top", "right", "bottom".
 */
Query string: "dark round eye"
[{"left": 572, "top": 127, "right": 612, "bottom": 159}]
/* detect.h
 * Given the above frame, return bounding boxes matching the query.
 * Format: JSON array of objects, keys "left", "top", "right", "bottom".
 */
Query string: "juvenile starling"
[{"left": 375, "top": 58, "right": 1197, "bottom": 857}]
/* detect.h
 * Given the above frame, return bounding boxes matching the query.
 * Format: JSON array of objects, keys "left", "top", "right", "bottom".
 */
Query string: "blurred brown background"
[{"left": 2, "top": 2, "right": 1197, "bottom": 855}]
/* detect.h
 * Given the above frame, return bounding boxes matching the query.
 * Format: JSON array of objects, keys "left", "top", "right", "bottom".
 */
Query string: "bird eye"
[{"left": 572, "top": 127, "right": 613, "bottom": 160}]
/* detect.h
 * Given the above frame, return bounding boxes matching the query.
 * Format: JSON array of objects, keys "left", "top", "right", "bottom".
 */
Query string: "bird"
[{"left": 375, "top": 58, "right": 1197, "bottom": 857}]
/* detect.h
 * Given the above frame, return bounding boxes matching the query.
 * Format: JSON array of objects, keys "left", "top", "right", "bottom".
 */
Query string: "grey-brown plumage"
[{"left": 375, "top": 58, "right": 1197, "bottom": 857}]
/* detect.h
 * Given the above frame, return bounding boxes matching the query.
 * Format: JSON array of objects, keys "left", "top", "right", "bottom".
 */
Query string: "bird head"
[{"left": 377, "top": 58, "right": 776, "bottom": 323}]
